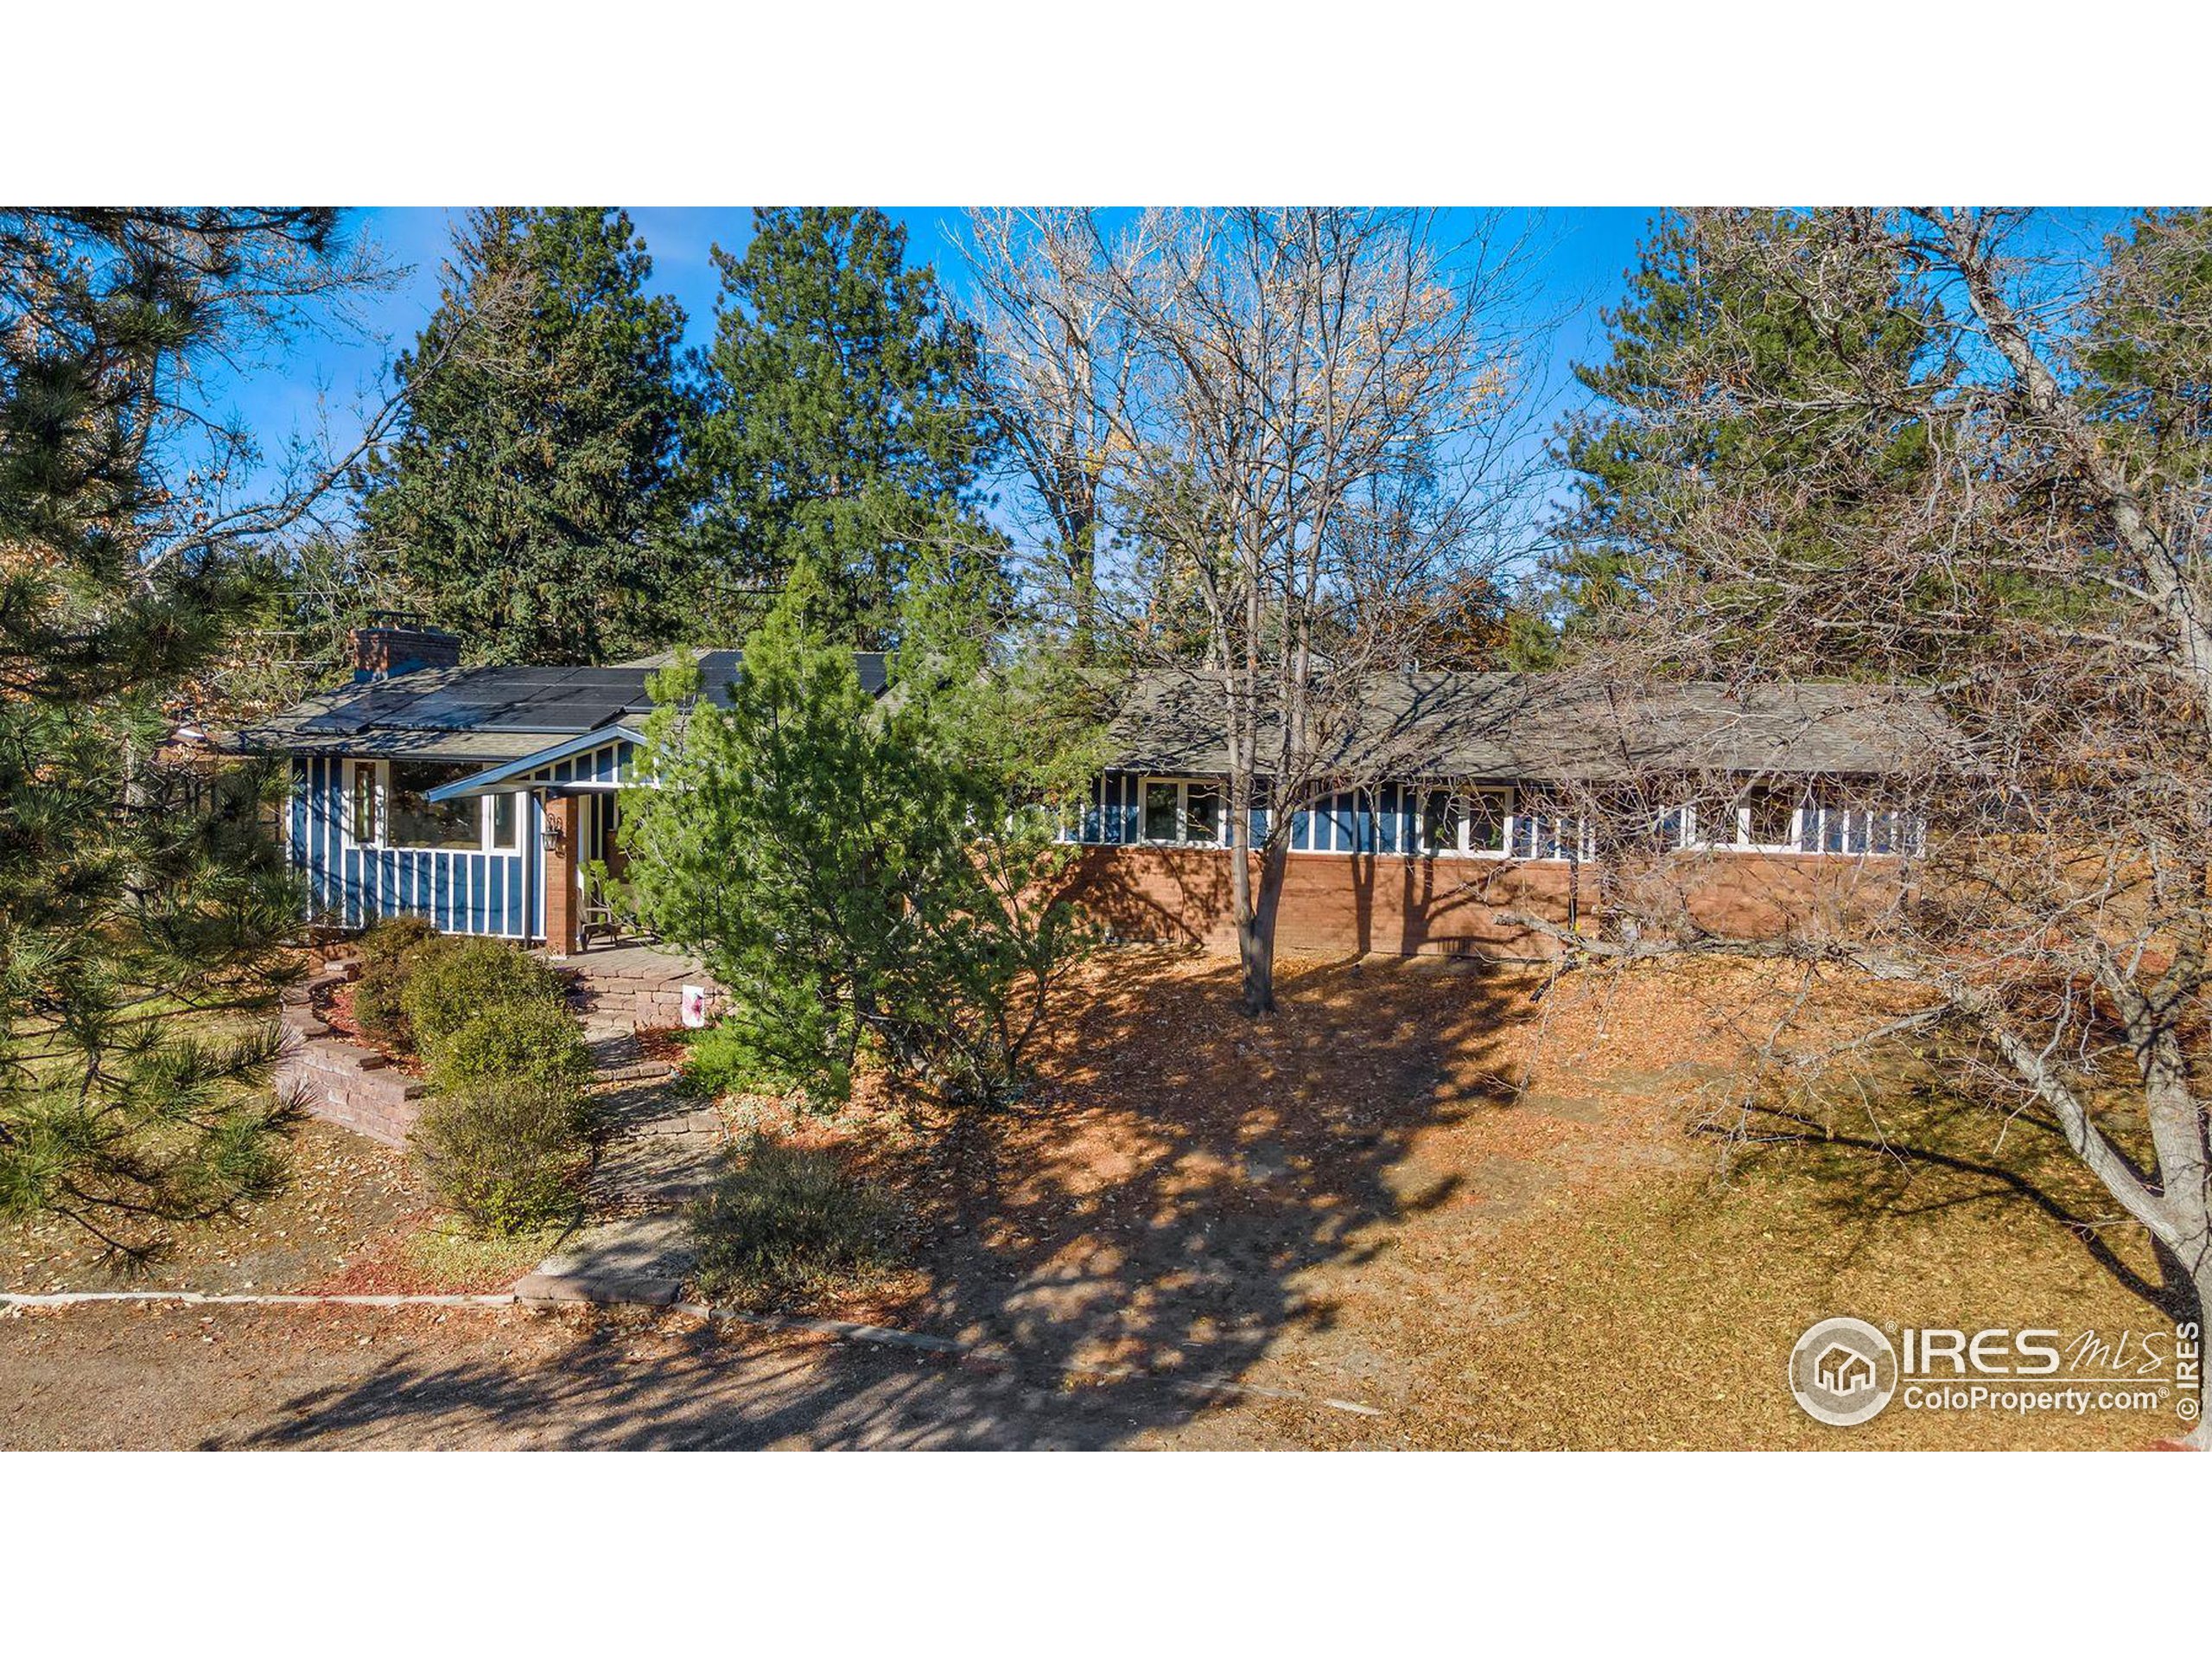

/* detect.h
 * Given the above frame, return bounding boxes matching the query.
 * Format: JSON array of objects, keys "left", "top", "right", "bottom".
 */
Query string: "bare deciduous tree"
[
  {"left": 1544, "top": 207, "right": 2211, "bottom": 1440},
  {"left": 971, "top": 207, "right": 1548, "bottom": 1012},
  {"left": 959, "top": 207, "right": 1141, "bottom": 652}
]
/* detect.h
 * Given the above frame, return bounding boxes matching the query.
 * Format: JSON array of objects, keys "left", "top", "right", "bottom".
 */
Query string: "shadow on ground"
[
  {"left": 210, "top": 951, "right": 1530, "bottom": 1448},
  {"left": 173, "top": 953, "right": 2183, "bottom": 1451},
  {"left": 194, "top": 1309, "right": 1230, "bottom": 1450}
]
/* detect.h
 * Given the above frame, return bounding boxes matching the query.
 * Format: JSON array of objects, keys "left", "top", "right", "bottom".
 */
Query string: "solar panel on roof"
[
  {"left": 392, "top": 690, "right": 512, "bottom": 729},
  {"left": 478, "top": 702, "right": 622, "bottom": 732}
]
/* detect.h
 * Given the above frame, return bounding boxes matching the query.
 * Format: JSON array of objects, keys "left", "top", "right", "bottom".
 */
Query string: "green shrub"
[
  {"left": 398, "top": 937, "right": 569, "bottom": 1052},
  {"left": 359, "top": 914, "right": 436, "bottom": 970},
  {"left": 423, "top": 998, "right": 594, "bottom": 1096},
  {"left": 410, "top": 1079, "right": 591, "bottom": 1236},
  {"left": 678, "top": 1019, "right": 804, "bottom": 1101},
  {"left": 350, "top": 917, "right": 442, "bottom": 1047},
  {"left": 688, "top": 1138, "right": 896, "bottom": 1308}
]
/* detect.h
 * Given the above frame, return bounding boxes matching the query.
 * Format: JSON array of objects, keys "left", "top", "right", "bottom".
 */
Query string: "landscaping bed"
[{"left": 310, "top": 975, "right": 423, "bottom": 1074}]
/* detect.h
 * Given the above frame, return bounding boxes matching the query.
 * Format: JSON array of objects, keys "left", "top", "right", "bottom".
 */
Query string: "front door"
[{"left": 575, "top": 792, "right": 622, "bottom": 937}]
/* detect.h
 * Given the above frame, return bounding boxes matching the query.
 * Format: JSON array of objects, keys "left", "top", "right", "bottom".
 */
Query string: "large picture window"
[
  {"left": 385, "top": 762, "right": 481, "bottom": 850},
  {"left": 344, "top": 760, "right": 521, "bottom": 853},
  {"left": 1140, "top": 777, "right": 1226, "bottom": 846}
]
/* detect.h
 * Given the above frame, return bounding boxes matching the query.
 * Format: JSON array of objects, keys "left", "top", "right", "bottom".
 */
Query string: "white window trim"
[
  {"left": 342, "top": 759, "right": 524, "bottom": 855},
  {"left": 1796, "top": 801, "right": 1923, "bottom": 858},
  {"left": 1138, "top": 776, "right": 1226, "bottom": 848},
  {"left": 1678, "top": 792, "right": 1922, "bottom": 857},
  {"left": 1730, "top": 800, "right": 1805, "bottom": 855},
  {"left": 1412, "top": 785, "right": 1516, "bottom": 859}
]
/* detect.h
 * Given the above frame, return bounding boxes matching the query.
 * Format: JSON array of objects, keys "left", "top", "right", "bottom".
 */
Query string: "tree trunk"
[{"left": 1239, "top": 840, "right": 1289, "bottom": 1015}]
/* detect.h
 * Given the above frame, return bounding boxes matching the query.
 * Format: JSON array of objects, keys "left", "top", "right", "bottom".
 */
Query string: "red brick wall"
[
  {"left": 1663, "top": 852, "right": 1904, "bottom": 941},
  {"left": 1060, "top": 847, "right": 1578, "bottom": 957},
  {"left": 350, "top": 624, "right": 461, "bottom": 678},
  {"left": 544, "top": 794, "right": 580, "bottom": 957},
  {"left": 1060, "top": 846, "right": 1901, "bottom": 958}
]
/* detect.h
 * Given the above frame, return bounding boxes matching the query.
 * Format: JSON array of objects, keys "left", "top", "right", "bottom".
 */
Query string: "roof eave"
[{"left": 423, "top": 724, "right": 646, "bottom": 801}]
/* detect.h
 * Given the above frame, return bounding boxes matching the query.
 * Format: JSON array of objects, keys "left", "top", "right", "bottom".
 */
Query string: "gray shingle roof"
[
  {"left": 1106, "top": 671, "right": 1957, "bottom": 781},
  {"left": 231, "top": 650, "right": 888, "bottom": 759}
]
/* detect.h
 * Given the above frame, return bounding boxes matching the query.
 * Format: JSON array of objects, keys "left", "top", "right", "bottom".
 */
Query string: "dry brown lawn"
[
  {"left": 766, "top": 947, "right": 2183, "bottom": 1449},
  {"left": 2, "top": 948, "right": 2187, "bottom": 1450},
  {"left": 0, "top": 1118, "right": 550, "bottom": 1299}
]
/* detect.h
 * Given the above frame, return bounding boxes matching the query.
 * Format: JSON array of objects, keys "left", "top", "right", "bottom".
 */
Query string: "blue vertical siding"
[{"left": 285, "top": 753, "right": 537, "bottom": 938}]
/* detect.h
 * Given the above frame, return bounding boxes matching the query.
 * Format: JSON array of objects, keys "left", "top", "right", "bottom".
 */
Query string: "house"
[
  {"left": 238, "top": 625, "right": 1940, "bottom": 961},
  {"left": 232, "top": 619, "right": 885, "bottom": 955},
  {"left": 1054, "top": 668, "right": 1943, "bottom": 958}
]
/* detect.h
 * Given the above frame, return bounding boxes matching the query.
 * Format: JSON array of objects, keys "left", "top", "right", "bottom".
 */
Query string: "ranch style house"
[{"left": 235, "top": 620, "right": 1943, "bottom": 961}]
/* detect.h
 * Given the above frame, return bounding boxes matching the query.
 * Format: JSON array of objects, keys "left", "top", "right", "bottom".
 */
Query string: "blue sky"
[{"left": 211, "top": 206, "right": 1662, "bottom": 511}]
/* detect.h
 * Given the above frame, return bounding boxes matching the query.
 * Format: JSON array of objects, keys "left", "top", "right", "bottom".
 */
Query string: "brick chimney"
[{"left": 351, "top": 615, "right": 462, "bottom": 682}]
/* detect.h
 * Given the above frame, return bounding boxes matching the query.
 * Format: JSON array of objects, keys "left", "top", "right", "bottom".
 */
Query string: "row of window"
[
  {"left": 346, "top": 760, "right": 524, "bottom": 855},
  {"left": 1090, "top": 778, "right": 1919, "bottom": 860}
]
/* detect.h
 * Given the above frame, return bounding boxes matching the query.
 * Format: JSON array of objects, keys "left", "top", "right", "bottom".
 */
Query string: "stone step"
[{"left": 594, "top": 1059, "right": 676, "bottom": 1084}]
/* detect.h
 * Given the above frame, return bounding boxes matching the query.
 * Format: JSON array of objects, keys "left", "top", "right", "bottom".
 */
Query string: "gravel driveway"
[{"left": 0, "top": 1300, "right": 1348, "bottom": 1450}]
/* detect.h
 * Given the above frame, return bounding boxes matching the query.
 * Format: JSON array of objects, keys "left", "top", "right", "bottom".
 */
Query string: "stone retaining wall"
[
  {"left": 564, "top": 957, "right": 725, "bottom": 1030},
  {"left": 276, "top": 976, "right": 428, "bottom": 1148}
]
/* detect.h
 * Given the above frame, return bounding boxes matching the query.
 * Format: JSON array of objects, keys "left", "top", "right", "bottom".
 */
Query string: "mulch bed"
[
  {"left": 309, "top": 978, "right": 425, "bottom": 1075},
  {"left": 634, "top": 1026, "right": 688, "bottom": 1065}
]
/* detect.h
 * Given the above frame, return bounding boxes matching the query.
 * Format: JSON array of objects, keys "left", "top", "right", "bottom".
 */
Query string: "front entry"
[{"left": 575, "top": 791, "right": 623, "bottom": 946}]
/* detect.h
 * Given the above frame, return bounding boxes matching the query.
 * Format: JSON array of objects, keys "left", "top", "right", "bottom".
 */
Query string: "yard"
[{"left": 0, "top": 949, "right": 2182, "bottom": 1449}]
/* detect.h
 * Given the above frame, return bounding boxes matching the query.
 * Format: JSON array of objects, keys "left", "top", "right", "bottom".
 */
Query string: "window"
[
  {"left": 343, "top": 761, "right": 524, "bottom": 852},
  {"left": 1742, "top": 787, "right": 1797, "bottom": 849},
  {"left": 1801, "top": 794, "right": 1919, "bottom": 857},
  {"left": 348, "top": 763, "right": 377, "bottom": 844},
  {"left": 385, "top": 762, "right": 481, "bottom": 850},
  {"left": 1140, "top": 778, "right": 1227, "bottom": 846},
  {"left": 353, "top": 760, "right": 475, "bottom": 849},
  {"left": 1142, "top": 780, "right": 1180, "bottom": 842},
  {"left": 1418, "top": 787, "right": 1513, "bottom": 855},
  {"left": 1421, "top": 791, "right": 1463, "bottom": 855},
  {"left": 1184, "top": 782, "right": 1222, "bottom": 844},
  {"left": 1467, "top": 789, "right": 1507, "bottom": 854}
]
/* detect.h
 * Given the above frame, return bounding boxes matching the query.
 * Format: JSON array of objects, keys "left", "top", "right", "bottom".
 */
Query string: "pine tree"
[
  {"left": 685, "top": 207, "right": 998, "bottom": 646},
  {"left": 621, "top": 558, "right": 1093, "bottom": 1110},
  {"left": 1552, "top": 210, "right": 1936, "bottom": 663},
  {"left": 1, "top": 210, "right": 375, "bottom": 1259},
  {"left": 359, "top": 207, "right": 689, "bottom": 664}
]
